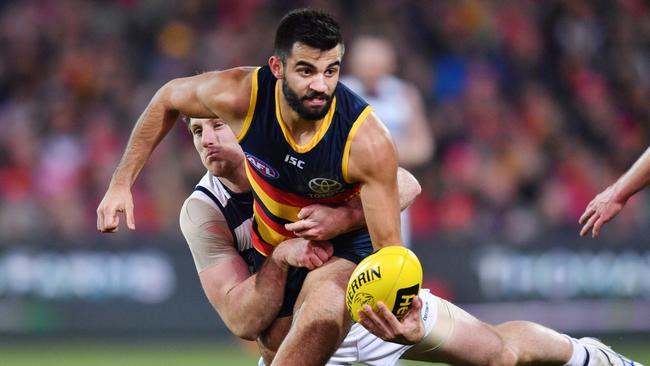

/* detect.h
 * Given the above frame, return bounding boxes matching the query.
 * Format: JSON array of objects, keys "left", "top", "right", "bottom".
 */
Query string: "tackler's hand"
[
  {"left": 274, "top": 238, "right": 334, "bottom": 270},
  {"left": 286, "top": 199, "right": 363, "bottom": 240}
]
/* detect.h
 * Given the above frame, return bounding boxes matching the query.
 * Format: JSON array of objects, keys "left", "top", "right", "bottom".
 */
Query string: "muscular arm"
[
  {"left": 580, "top": 147, "right": 650, "bottom": 237},
  {"left": 346, "top": 112, "right": 402, "bottom": 250},
  {"left": 180, "top": 197, "right": 331, "bottom": 340},
  {"left": 97, "top": 68, "right": 253, "bottom": 232}
]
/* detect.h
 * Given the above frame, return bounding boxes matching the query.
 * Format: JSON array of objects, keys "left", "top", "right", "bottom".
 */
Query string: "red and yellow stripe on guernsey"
[{"left": 245, "top": 160, "right": 360, "bottom": 256}]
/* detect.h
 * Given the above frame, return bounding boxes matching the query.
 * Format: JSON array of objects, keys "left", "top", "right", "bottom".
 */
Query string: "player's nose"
[
  {"left": 201, "top": 127, "right": 216, "bottom": 147},
  {"left": 310, "top": 74, "right": 327, "bottom": 93}
]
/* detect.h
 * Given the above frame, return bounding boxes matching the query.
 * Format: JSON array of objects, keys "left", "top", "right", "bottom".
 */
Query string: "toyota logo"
[{"left": 308, "top": 177, "right": 343, "bottom": 195}]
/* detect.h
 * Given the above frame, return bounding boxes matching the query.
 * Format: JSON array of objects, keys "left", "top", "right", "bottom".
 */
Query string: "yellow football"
[{"left": 346, "top": 246, "right": 423, "bottom": 322}]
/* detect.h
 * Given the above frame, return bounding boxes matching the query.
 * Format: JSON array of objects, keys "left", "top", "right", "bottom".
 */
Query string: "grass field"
[{"left": 2, "top": 338, "right": 649, "bottom": 365}]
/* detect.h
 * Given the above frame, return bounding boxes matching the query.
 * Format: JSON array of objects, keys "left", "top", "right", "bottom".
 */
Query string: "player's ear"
[{"left": 269, "top": 56, "right": 284, "bottom": 79}]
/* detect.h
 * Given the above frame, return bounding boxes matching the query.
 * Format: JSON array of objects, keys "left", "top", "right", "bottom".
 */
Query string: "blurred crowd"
[{"left": 0, "top": 0, "right": 649, "bottom": 246}]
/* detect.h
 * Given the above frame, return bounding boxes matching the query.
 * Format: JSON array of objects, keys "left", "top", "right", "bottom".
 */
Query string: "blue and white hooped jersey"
[{"left": 191, "top": 172, "right": 255, "bottom": 264}]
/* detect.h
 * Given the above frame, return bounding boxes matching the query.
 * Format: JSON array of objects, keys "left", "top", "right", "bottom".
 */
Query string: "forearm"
[
  {"left": 110, "top": 85, "right": 179, "bottom": 187},
  {"left": 218, "top": 251, "right": 289, "bottom": 340},
  {"left": 358, "top": 163, "right": 402, "bottom": 250},
  {"left": 343, "top": 169, "right": 419, "bottom": 232},
  {"left": 614, "top": 147, "right": 650, "bottom": 202}
]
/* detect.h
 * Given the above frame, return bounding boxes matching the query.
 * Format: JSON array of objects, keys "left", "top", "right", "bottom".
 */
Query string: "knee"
[
  {"left": 486, "top": 344, "right": 518, "bottom": 366},
  {"left": 478, "top": 331, "right": 518, "bottom": 366}
]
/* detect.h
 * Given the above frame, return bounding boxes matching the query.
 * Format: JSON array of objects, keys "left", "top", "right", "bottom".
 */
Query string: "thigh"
[
  {"left": 294, "top": 256, "right": 357, "bottom": 311},
  {"left": 252, "top": 249, "right": 310, "bottom": 317},
  {"left": 257, "top": 316, "right": 293, "bottom": 365},
  {"left": 402, "top": 299, "right": 506, "bottom": 366},
  {"left": 272, "top": 257, "right": 357, "bottom": 366}
]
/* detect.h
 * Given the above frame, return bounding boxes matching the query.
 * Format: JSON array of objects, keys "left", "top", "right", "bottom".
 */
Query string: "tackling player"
[{"left": 182, "top": 117, "right": 642, "bottom": 366}]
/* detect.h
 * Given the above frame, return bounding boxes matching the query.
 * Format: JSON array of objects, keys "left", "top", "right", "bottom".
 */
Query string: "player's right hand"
[
  {"left": 96, "top": 184, "right": 136, "bottom": 233},
  {"left": 357, "top": 296, "right": 425, "bottom": 345},
  {"left": 275, "top": 238, "right": 334, "bottom": 270},
  {"left": 579, "top": 184, "right": 625, "bottom": 238}
]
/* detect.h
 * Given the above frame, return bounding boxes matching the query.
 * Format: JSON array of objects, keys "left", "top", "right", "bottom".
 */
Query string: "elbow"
[
  {"left": 412, "top": 179, "right": 422, "bottom": 199},
  {"left": 229, "top": 322, "right": 263, "bottom": 341},
  {"left": 405, "top": 176, "right": 422, "bottom": 206},
  {"left": 234, "top": 330, "right": 258, "bottom": 342}
]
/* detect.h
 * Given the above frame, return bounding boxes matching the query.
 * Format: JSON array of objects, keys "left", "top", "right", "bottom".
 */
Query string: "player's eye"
[
  {"left": 325, "top": 68, "right": 338, "bottom": 77},
  {"left": 298, "top": 68, "right": 312, "bottom": 76},
  {"left": 193, "top": 128, "right": 202, "bottom": 136}
]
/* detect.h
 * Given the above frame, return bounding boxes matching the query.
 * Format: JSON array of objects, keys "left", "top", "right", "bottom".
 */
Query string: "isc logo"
[
  {"left": 284, "top": 154, "right": 305, "bottom": 169},
  {"left": 392, "top": 284, "right": 420, "bottom": 319},
  {"left": 245, "top": 153, "right": 279, "bottom": 179}
]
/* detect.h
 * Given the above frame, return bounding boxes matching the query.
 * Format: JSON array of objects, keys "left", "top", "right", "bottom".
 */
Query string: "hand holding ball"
[{"left": 346, "top": 246, "right": 423, "bottom": 322}]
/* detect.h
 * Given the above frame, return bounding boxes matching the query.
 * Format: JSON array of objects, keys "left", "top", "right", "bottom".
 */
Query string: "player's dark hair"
[{"left": 274, "top": 8, "right": 343, "bottom": 62}]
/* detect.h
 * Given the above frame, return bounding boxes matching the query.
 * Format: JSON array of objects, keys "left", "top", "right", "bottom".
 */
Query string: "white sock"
[{"left": 563, "top": 336, "right": 589, "bottom": 366}]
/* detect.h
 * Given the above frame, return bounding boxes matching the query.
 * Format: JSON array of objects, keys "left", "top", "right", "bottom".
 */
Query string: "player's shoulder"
[
  {"left": 194, "top": 67, "right": 256, "bottom": 95},
  {"left": 194, "top": 67, "right": 259, "bottom": 119},
  {"left": 180, "top": 174, "right": 229, "bottom": 227},
  {"left": 345, "top": 110, "right": 397, "bottom": 181},
  {"left": 202, "top": 66, "right": 258, "bottom": 79},
  {"left": 179, "top": 194, "right": 227, "bottom": 230},
  {"left": 354, "top": 111, "right": 392, "bottom": 143}
]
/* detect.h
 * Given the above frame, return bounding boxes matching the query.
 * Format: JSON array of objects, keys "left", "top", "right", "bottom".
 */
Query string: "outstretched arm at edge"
[{"left": 580, "top": 147, "right": 650, "bottom": 237}]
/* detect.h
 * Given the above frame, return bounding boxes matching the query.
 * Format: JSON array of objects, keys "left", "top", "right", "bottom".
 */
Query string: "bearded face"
[{"left": 282, "top": 77, "right": 334, "bottom": 121}]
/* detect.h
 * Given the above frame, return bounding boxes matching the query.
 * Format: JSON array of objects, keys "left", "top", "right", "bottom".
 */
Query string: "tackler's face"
[
  {"left": 189, "top": 118, "right": 245, "bottom": 176},
  {"left": 274, "top": 43, "right": 343, "bottom": 121}
]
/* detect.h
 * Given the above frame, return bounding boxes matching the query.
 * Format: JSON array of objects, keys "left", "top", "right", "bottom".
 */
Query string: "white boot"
[{"left": 579, "top": 337, "right": 644, "bottom": 366}]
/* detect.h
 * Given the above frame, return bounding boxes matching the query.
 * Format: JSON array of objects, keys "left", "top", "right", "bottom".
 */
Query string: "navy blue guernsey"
[{"left": 237, "top": 65, "right": 373, "bottom": 259}]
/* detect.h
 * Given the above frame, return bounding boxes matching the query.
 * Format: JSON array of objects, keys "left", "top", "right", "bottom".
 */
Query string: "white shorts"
[{"left": 259, "top": 289, "right": 444, "bottom": 366}]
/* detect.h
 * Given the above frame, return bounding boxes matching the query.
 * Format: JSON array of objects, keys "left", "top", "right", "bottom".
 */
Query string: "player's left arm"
[{"left": 346, "top": 111, "right": 402, "bottom": 250}]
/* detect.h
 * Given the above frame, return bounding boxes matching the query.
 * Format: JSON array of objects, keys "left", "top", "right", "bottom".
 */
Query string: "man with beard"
[{"left": 98, "top": 8, "right": 404, "bottom": 366}]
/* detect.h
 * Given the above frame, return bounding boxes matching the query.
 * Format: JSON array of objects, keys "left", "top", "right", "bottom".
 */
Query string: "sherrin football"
[{"left": 346, "top": 246, "right": 422, "bottom": 322}]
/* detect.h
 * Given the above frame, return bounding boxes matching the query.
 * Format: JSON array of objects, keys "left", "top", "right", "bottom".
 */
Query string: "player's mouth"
[
  {"left": 305, "top": 98, "right": 326, "bottom": 108},
  {"left": 302, "top": 92, "right": 330, "bottom": 108}
]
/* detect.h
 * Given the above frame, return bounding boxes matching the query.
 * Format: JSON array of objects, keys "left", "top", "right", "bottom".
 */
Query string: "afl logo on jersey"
[
  {"left": 246, "top": 153, "right": 279, "bottom": 179},
  {"left": 308, "top": 177, "right": 343, "bottom": 197}
]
